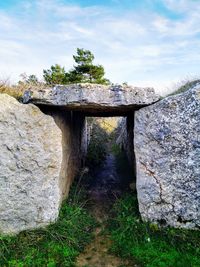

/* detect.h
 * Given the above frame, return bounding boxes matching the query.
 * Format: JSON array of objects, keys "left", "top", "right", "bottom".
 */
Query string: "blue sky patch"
[{"left": 0, "top": 0, "right": 198, "bottom": 94}]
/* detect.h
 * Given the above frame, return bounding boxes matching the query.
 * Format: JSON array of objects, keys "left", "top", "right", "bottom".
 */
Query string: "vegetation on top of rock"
[
  {"left": 0, "top": 79, "right": 25, "bottom": 100},
  {"left": 0, "top": 48, "right": 110, "bottom": 99},
  {"left": 0, "top": 76, "right": 46, "bottom": 100},
  {"left": 43, "top": 64, "right": 67, "bottom": 85},
  {"left": 18, "top": 73, "right": 40, "bottom": 86},
  {"left": 43, "top": 48, "right": 110, "bottom": 85},
  {"left": 169, "top": 79, "right": 200, "bottom": 96}
]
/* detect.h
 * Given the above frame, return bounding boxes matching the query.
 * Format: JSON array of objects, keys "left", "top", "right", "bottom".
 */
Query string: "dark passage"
[
  {"left": 89, "top": 153, "right": 122, "bottom": 199},
  {"left": 87, "top": 150, "right": 135, "bottom": 227},
  {"left": 76, "top": 117, "right": 136, "bottom": 267},
  {"left": 82, "top": 117, "right": 135, "bottom": 218}
]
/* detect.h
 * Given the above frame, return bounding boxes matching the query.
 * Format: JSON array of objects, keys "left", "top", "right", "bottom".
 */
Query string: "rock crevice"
[{"left": 135, "top": 84, "right": 200, "bottom": 229}]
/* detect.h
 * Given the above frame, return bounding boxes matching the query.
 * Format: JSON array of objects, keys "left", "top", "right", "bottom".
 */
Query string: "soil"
[{"left": 76, "top": 152, "right": 138, "bottom": 267}]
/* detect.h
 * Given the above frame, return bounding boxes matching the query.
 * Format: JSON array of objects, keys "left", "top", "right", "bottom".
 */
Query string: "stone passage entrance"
[
  {"left": 1, "top": 83, "right": 199, "bottom": 235},
  {"left": 23, "top": 83, "right": 160, "bottom": 194},
  {"left": 0, "top": 84, "right": 155, "bottom": 235},
  {"left": 75, "top": 116, "right": 135, "bottom": 267}
]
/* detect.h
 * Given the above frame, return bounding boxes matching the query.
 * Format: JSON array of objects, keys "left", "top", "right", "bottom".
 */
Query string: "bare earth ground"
[{"left": 76, "top": 153, "right": 138, "bottom": 267}]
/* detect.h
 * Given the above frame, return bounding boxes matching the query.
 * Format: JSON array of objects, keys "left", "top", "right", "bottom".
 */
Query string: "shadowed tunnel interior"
[
  {"left": 38, "top": 104, "right": 137, "bottom": 202},
  {"left": 79, "top": 116, "right": 136, "bottom": 219}
]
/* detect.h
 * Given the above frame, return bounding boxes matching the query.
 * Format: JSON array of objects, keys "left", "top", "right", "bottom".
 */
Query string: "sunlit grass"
[{"left": 0, "top": 78, "right": 48, "bottom": 101}]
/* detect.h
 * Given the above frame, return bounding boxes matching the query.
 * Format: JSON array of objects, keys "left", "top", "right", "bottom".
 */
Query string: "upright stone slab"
[
  {"left": 45, "top": 109, "right": 87, "bottom": 199},
  {"left": 0, "top": 94, "right": 63, "bottom": 234},
  {"left": 135, "top": 84, "right": 200, "bottom": 229}
]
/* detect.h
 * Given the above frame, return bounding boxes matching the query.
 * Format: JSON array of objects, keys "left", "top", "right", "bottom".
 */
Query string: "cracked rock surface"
[
  {"left": 22, "top": 83, "right": 160, "bottom": 115},
  {"left": 0, "top": 94, "right": 63, "bottom": 234},
  {"left": 134, "top": 84, "right": 200, "bottom": 229}
]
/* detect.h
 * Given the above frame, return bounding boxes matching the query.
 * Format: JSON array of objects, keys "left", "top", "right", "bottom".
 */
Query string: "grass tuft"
[
  {"left": 0, "top": 78, "right": 48, "bottom": 101},
  {"left": 0, "top": 79, "right": 24, "bottom": 100},
  {"left": 108, "top": 193, "right": 200, "bottom": 267},
  {"left": 0, "top": 184, "right": 96, "bottom": 267},
  {"left": 168, "top": 79, "right": 200, "bottom": 96}
]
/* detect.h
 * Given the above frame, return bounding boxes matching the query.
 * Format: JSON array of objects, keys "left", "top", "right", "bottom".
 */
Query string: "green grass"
[
  {"left": 108, "top": 194, "right": 200, "bottom": 267},
  {"left": 0, "top": 185, "right": 96, "bottom": 267},
  {"left": 111, "top": 143, "right": 135, "bottom": 188}
]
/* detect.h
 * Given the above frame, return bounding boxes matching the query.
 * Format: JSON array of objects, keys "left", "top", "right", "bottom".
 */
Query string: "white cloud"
[
  {"left": 0, "top": 0, "right": 199, "bottom": 95},
  {"left": 152, "top": 16, "right": 170, "bottom": 33},
  {"left": 163, "top": 0, "right": 198, "bottom": 13}
]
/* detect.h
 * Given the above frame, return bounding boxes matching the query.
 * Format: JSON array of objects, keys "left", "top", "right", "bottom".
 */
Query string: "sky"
[{"left": 0, "top": 0, "right": 200, "bottom": 95}]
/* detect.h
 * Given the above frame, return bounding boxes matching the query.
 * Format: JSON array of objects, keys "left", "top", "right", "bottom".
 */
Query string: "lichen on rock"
[
  {"left": 0, "top": 94, "right": 63, "bottom": 234},
  {"left": 22, "top": 83, "right": 160, "bottom": 115},
  {"left": 135, "top": 83, "right": 200, "bottom": 229}
]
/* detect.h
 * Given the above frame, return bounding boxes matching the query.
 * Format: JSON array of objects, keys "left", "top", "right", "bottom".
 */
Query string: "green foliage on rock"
[
  {"left": 43, "top": 48, "right": 110, "bottom": 85},
  {"left": 69, "top": 48, "right": 110, "bottom": 84},
  {"left": 0, "top": 184, "right": 96, "bottom": 267},
  {"left": 108, "top": 194, "right": 200, "bottom": 267},
  {"left": 169, "top": 79, "right": 200, "bottom": 96},
  {"left": 43, "top": 64, "right": 67, "bottom": 85}
]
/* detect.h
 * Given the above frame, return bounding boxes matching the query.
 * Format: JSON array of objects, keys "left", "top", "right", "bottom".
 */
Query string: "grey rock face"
[
  {"left": 23, "top": 84, "right": 160, "bottom": 115},
  {"left": 42, "top": 109, "right": 87, "bottom": 200},
  {"left": 116, "top": 117, "right": 135, "bottom": 171},
  {"left": 135, "top": 84, "right": 200, "bottom": 229},
  {"left": 0, "top": 94, "right": 63, "bottom": 234}
]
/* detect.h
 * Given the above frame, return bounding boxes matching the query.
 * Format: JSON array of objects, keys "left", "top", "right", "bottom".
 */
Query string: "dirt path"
[
  {"left": 75, "top": 153, "right": 137, "bottom": 267},
  {"left": 76, "top": 227, "right": 131, "bottom": 267},
  {"left": 76, "top": 198, "right": 133, "bottom": 267}
]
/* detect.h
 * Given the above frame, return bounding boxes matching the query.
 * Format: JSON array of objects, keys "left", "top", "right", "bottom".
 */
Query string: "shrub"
[
  {"left": 0, "top": 76, "right": 47, "bottom": 101},
  {"left": 0, "top": 79, "right": 24, "bottom": 100}
]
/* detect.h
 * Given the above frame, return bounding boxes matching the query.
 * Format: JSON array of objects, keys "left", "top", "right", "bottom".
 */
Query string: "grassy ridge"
[
  {"left": 0, "top": 185, "right": 96, "bottom": 267},
  {"left": 0, "top": 79, "right": 47, "bottom": 100},
  {"left": 0, "top": 79, "right": 27, "bottom": 100},
  {"left": 108, "top": 194, "right": 200, "bottom": 267},
  {"left": 168, "top": 79, "right": 200, "bottom": 96}
]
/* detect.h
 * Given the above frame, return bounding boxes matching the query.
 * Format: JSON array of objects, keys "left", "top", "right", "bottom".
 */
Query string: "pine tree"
[
  {"left": 43, "top": 64, "right": 67, "bottom": 85},
  {"left": 43, "top": 48, "right": 110, "bottom": 85},
  {"left": 68, "top": 48, "right": 110, "bottom": 84}
]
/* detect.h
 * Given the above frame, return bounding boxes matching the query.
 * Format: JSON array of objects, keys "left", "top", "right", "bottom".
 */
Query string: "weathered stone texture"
[
  {"left": 135, "top": 84, "right": 200, "bottom": 229},
  {"left": 116, "top": 116, "right": 136, "bottom": 173},
  {"left": 0, "top": 94, "right": 63, "bottom": 234},
  {"left": 0, "top": 94, "right": 87, "bottom": 235},
  {"left": 23, "top": 83, "right": 160, "bottom": 115},
  {"left": 44, "top": 109, "right": 87, "bottom": 199}
]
